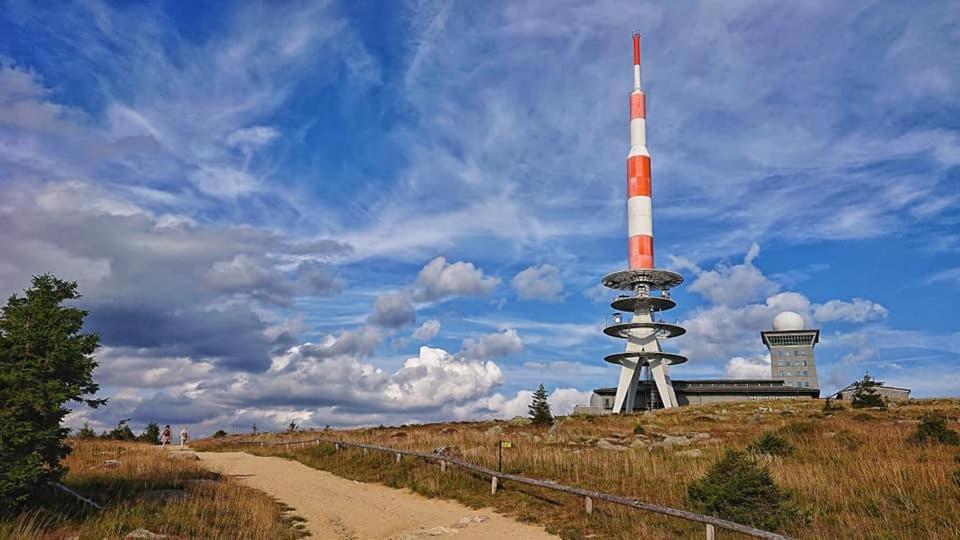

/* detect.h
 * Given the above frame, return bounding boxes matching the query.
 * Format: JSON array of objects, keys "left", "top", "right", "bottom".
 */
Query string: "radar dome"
[{"left": 772, "top": 311, "right": 805, "bottom": 331}]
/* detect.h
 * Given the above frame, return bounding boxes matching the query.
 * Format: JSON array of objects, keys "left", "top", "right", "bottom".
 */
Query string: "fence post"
[
  {"left": 705, "top": 524, "right": 715, "bottom": 540},
  {"left": 585, "top": 496, "right": 593, "bottom": 515},
  {"left": 335, "top": 443, "right": 340, "bottom": 452},
  {"left": 396, "top": 453, "right": 402, "bottom": 464},
  {"left": 440, "top": 460, "right": 447, "bottom": 473},
  {"left": 491, "top": 476, "right": 499, "bottom": 495}
]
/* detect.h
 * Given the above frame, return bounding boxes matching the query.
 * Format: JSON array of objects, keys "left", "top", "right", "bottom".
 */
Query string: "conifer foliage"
[
  {"left": 851, "top": 373, "right": 886, "bottom": 409},
  {"left": 528, "top": 383, "right": 554, "bottom": 426},
  {"left": 0, "top": 275, "right": 104, "bottom": 511}
]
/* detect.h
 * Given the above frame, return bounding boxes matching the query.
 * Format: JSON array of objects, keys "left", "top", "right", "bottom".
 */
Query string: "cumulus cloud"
[
  {"left": 412, "top": 257, "right": 500, "bottom": 301},
  {"left": 813, "top": 299, "right": 889, "bottom": 323},
  {"left": 725, "top": 355, "right": 771, "bottom": 379},
  {"left": 368, "top": 292, "right": 416, "bottom": 328},
  {"left": 512, "top": 264, "right": 565, "bottom": 302},
  {"left": 456, "top": 387, "right": 593, "bottom": 419},
  {"left": 460, "top": 328, "right": 523, "bottom": 359},
  {"left": 678, "top": 243, "right": 779, "bottom": 306},
  {"left": 412, "top": 319, "right": 441, "bottom": 341}
]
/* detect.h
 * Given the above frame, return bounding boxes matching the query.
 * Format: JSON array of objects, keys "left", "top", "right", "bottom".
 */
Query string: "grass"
[
  {"left": 196, "top": 399, "right": 960, "bottom": 540},
  {"left": 0, "top": 439, "right": 308, "bottom": 540}
]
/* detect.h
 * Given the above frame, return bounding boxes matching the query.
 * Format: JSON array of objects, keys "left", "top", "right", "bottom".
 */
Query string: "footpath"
[{"left": 185, "top": 448, "right": 558, "bottom": 540}]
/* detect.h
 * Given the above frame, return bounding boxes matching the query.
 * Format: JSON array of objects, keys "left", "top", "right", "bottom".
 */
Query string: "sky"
[{"left": 0, "top": 0, "right": 958, "bottom": 436}]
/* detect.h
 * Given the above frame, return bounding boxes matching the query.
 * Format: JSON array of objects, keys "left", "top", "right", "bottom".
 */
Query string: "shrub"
[
  {"left": 633, "top": 423, "right": 646, "bottom": 435},
  {"left": 822, "top": 398, "right": 843, "bottom": 412},
  {"left": 748, "top": 433, "right": 795, "bottom": 457},
  {"left": 852, "top": 413, "right": 874, "bottom": 422},
  {"left": 909, "top": 411, "right": 960, "bottom": 446},
  {"left": 780, "top": 421, "right": 816, "bottom": 436},
  {"left": 687, "top": 450, "right": 800, "bottom": 531},
  {"left": 213, "top": 430, "right": 228, "bottom": 438},
  {"left": 138, "top": 422, "right": 160, "bottom": 444}
]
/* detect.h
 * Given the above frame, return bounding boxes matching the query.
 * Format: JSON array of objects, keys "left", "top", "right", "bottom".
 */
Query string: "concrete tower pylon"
[{"left": 601, "top": 34, "right": 687, "bottom": 413}]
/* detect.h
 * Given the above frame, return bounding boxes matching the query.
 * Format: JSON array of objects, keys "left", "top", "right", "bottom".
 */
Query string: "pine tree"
[
  {"left": 528, "top": 383, "right": 553, "bottom": 426},
  {"left": 851, "top": 373, "right": 885, "bottom": 409},
  {"left": 0, "top": 275, "right": 104, "bottom": 510},
  {"left": 139, "top": 422, "right": 160, "bottom": 444}
]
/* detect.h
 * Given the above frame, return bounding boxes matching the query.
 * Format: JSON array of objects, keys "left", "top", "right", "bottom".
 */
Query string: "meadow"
[
  {"left": 0, "top": 439, "right": 307, "bottom": 540},
  {"left": 197, "top": 399, "right": 960, "bottom": 540}
]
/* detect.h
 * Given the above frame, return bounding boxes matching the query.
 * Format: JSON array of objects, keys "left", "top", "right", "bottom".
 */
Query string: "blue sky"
[{"left": 0, "top": 1, "right": 957, "bottom": 434}]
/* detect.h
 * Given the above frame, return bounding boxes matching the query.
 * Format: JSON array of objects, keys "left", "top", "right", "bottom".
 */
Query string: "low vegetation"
[
  {"left": 0, "top": 439, "right": 306, "bottom": 539},
  {"left": 747, "top": 432, "right": 795, "bottom": 457},
  {"left": 910, "top": 411, "right": 960, "bottom": 446},
  {"left": 197, "top": 398, "right": 960, "bottom": 539},
  {"left": 687, "top": 449, "right": 800, "bottom": 531}
]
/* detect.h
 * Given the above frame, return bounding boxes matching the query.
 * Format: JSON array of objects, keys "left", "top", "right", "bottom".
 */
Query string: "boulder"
[{"left": 597, "top": 439, "right": 629, "bottom": 451}]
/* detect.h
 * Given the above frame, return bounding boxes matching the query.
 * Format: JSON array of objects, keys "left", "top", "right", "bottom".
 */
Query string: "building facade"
[{"left": 761, "top": 311, "right": 820, "bottom": 390}]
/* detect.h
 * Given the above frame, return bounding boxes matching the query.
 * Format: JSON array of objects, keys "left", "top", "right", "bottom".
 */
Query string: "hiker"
[
  {"left": 180, "top": 427, "right": 189, "bottom": 447},
  {"left": 160, "top": 425, "right": 172, "bottom": 447}
]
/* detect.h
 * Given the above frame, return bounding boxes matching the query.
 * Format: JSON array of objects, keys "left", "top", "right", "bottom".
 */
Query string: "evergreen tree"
[
  {"left": 107, "top": 418, "right": 137, "bottom": 441},
  {"left": 851, "top": 373, "right": 885, "bottom": 409},
  {"left": 0, "top": 275, "right": 104, "bottom": 511},
  {"left": 76, "top": 423, "right": 97, "bottom": 439},
  {"left": 528, "top": 383, "right": 553, "bottom": 426},
  {"left": 139, "top": 422, "right": 161, "bottom": 444}
]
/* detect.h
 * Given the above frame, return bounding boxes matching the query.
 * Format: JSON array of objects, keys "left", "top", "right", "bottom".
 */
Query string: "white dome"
[{"left": 772, "top": 311, "right": 805, "bottom": 331}]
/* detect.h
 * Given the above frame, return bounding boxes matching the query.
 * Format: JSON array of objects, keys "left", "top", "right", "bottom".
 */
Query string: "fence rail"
[{"left": 222, "top": 436, "right": 789, "bottom": 540}]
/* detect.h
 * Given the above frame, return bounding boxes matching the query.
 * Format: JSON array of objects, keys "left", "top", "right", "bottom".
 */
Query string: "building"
[
  {"left": 830, "top": 380, "right": 911, "bottom": 402},
  {"left": 761, "top": 311, "right": 820, "bottom": 390},
  {"left": 579, "top": 379, "right": 818, "bottom": 414}
]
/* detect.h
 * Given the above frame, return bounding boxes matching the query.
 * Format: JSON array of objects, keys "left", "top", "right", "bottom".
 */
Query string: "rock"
[
  {"left": 454, "top": 517, "right": 473, "bottom": 528},
  {"left": 676, "top": 449, "right": 703, "bottom": 458},
  {"left": 473, "top": 515, "right": 489, "bottom": 523},
  {"left": 597, "top": 439, "right": 628, "bottom": 451},
  {"left": 657, "top": 436, "right": 691, "bottom": 447},
  {"left": 124, "top": 529, "right": 177, "bottom": 539},
  {"left": 630, "top": 438, "right": 647, "bottom": 448},
  {"left": 422, "top": 526, "right": 458, "bottom": 536},
  {"left": 103, "top": 460, "right": 120, "bottom": 468}
]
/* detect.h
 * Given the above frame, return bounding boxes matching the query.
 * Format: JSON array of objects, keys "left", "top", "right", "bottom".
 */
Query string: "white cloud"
[
  {"left": 681, "top": 243, "right": 779, "bottom": 306},
  {"left": 813, "top": 298, "right": 889, "bottom": 323},
  {"left": 368, "top": 292, "right": 416, "bottom": 328},
  {"left": 226, "top": 126, "right": 280, "bottom": 148},
  {"left": 512, "top": 264, "right": 565, "bottom": 302},
  {"left": 725, "top": 355, "right": 771, "bottom": 379},
  {"left": 460, "top": 328, "right": 523, "bottom": 359},
  {"left": 413, "top": 256, "right": 500, "bottom": 301},
  {"left": 411, "top": 319, "right": 441, "bottom": 341},
  {"left": 455, "top": 386, "right": 593, "bottom": 419}
]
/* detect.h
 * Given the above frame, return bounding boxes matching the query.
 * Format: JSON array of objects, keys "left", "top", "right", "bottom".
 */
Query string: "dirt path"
[{"left": 192, "top": 450, "right": 558, "bottom": 540}]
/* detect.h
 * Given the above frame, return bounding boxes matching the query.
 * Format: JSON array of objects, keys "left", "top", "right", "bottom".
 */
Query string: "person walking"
[
  {"left": 160, "top": 425, "right": 172, "bottom": 447},
  {"left": 179, "top": 427, "right": 189, "bottom": 447}
]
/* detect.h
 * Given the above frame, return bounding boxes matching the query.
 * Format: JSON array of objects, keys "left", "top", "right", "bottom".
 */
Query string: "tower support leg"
[{"left": 649, "top": 358, "right": 678, "bottom": 408}]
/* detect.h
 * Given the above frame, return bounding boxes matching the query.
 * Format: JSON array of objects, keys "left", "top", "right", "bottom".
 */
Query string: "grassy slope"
[
  {"left": 1, "top": 440, "right": 307, "bottom": 540},
  {"left": 197, "top": 399, "right": 960, "bottom": 540}
]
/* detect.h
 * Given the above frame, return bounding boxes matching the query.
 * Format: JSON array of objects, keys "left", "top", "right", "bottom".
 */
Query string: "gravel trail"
[{"left": 195, "top": 450, "right": 559, "bottom": 540}]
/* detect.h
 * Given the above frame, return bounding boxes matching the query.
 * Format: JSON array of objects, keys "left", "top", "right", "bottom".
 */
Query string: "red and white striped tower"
[
  {"left": 601, "top": 34, "right": 686, "bottom": 412},
  {"left": 627, "top": 32, "right": 653, "bottom": 270}
]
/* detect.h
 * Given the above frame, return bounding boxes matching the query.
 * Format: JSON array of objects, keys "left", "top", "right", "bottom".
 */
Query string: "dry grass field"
[
  {"left": 0, "top": 439, "right": 307, "bottom": 540},
  {"left": 197, "top": 399, "right": 960, "bottom": 540}
]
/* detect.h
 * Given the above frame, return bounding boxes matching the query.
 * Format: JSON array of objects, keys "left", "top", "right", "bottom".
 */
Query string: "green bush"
[
  {"left": 909, "top": 411, "right": 960, "bottom": 446},
  {"left": 748, "top": 433, "right": 795, "bottom": 457},
  {"left": 633, "top": 423, "right": 646, "bottom": 435},
  {"left": 213, "top": 430, "right": 229, "bottom": 438},
  {"left": 687, "top": 450, "right": 800, "bottom": 531}
]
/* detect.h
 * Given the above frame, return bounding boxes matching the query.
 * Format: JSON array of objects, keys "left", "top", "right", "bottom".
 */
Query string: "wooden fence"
[{"left": 224, "top": 436, "right": 790, "bottom": 540}]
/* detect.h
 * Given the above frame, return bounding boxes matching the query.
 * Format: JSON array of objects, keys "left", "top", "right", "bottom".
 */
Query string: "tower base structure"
[{"left": 601, "top": 268, "right": 686, "bottom": 413}]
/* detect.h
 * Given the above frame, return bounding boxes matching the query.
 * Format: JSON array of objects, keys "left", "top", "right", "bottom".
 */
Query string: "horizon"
[{"left": 1, "top": 1, "right": 958, "bottom": 437}]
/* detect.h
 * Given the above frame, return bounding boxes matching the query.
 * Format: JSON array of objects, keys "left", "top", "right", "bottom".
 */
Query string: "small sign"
[{"left": 500, "top": 441, "right": 512, "bottom": 448}]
